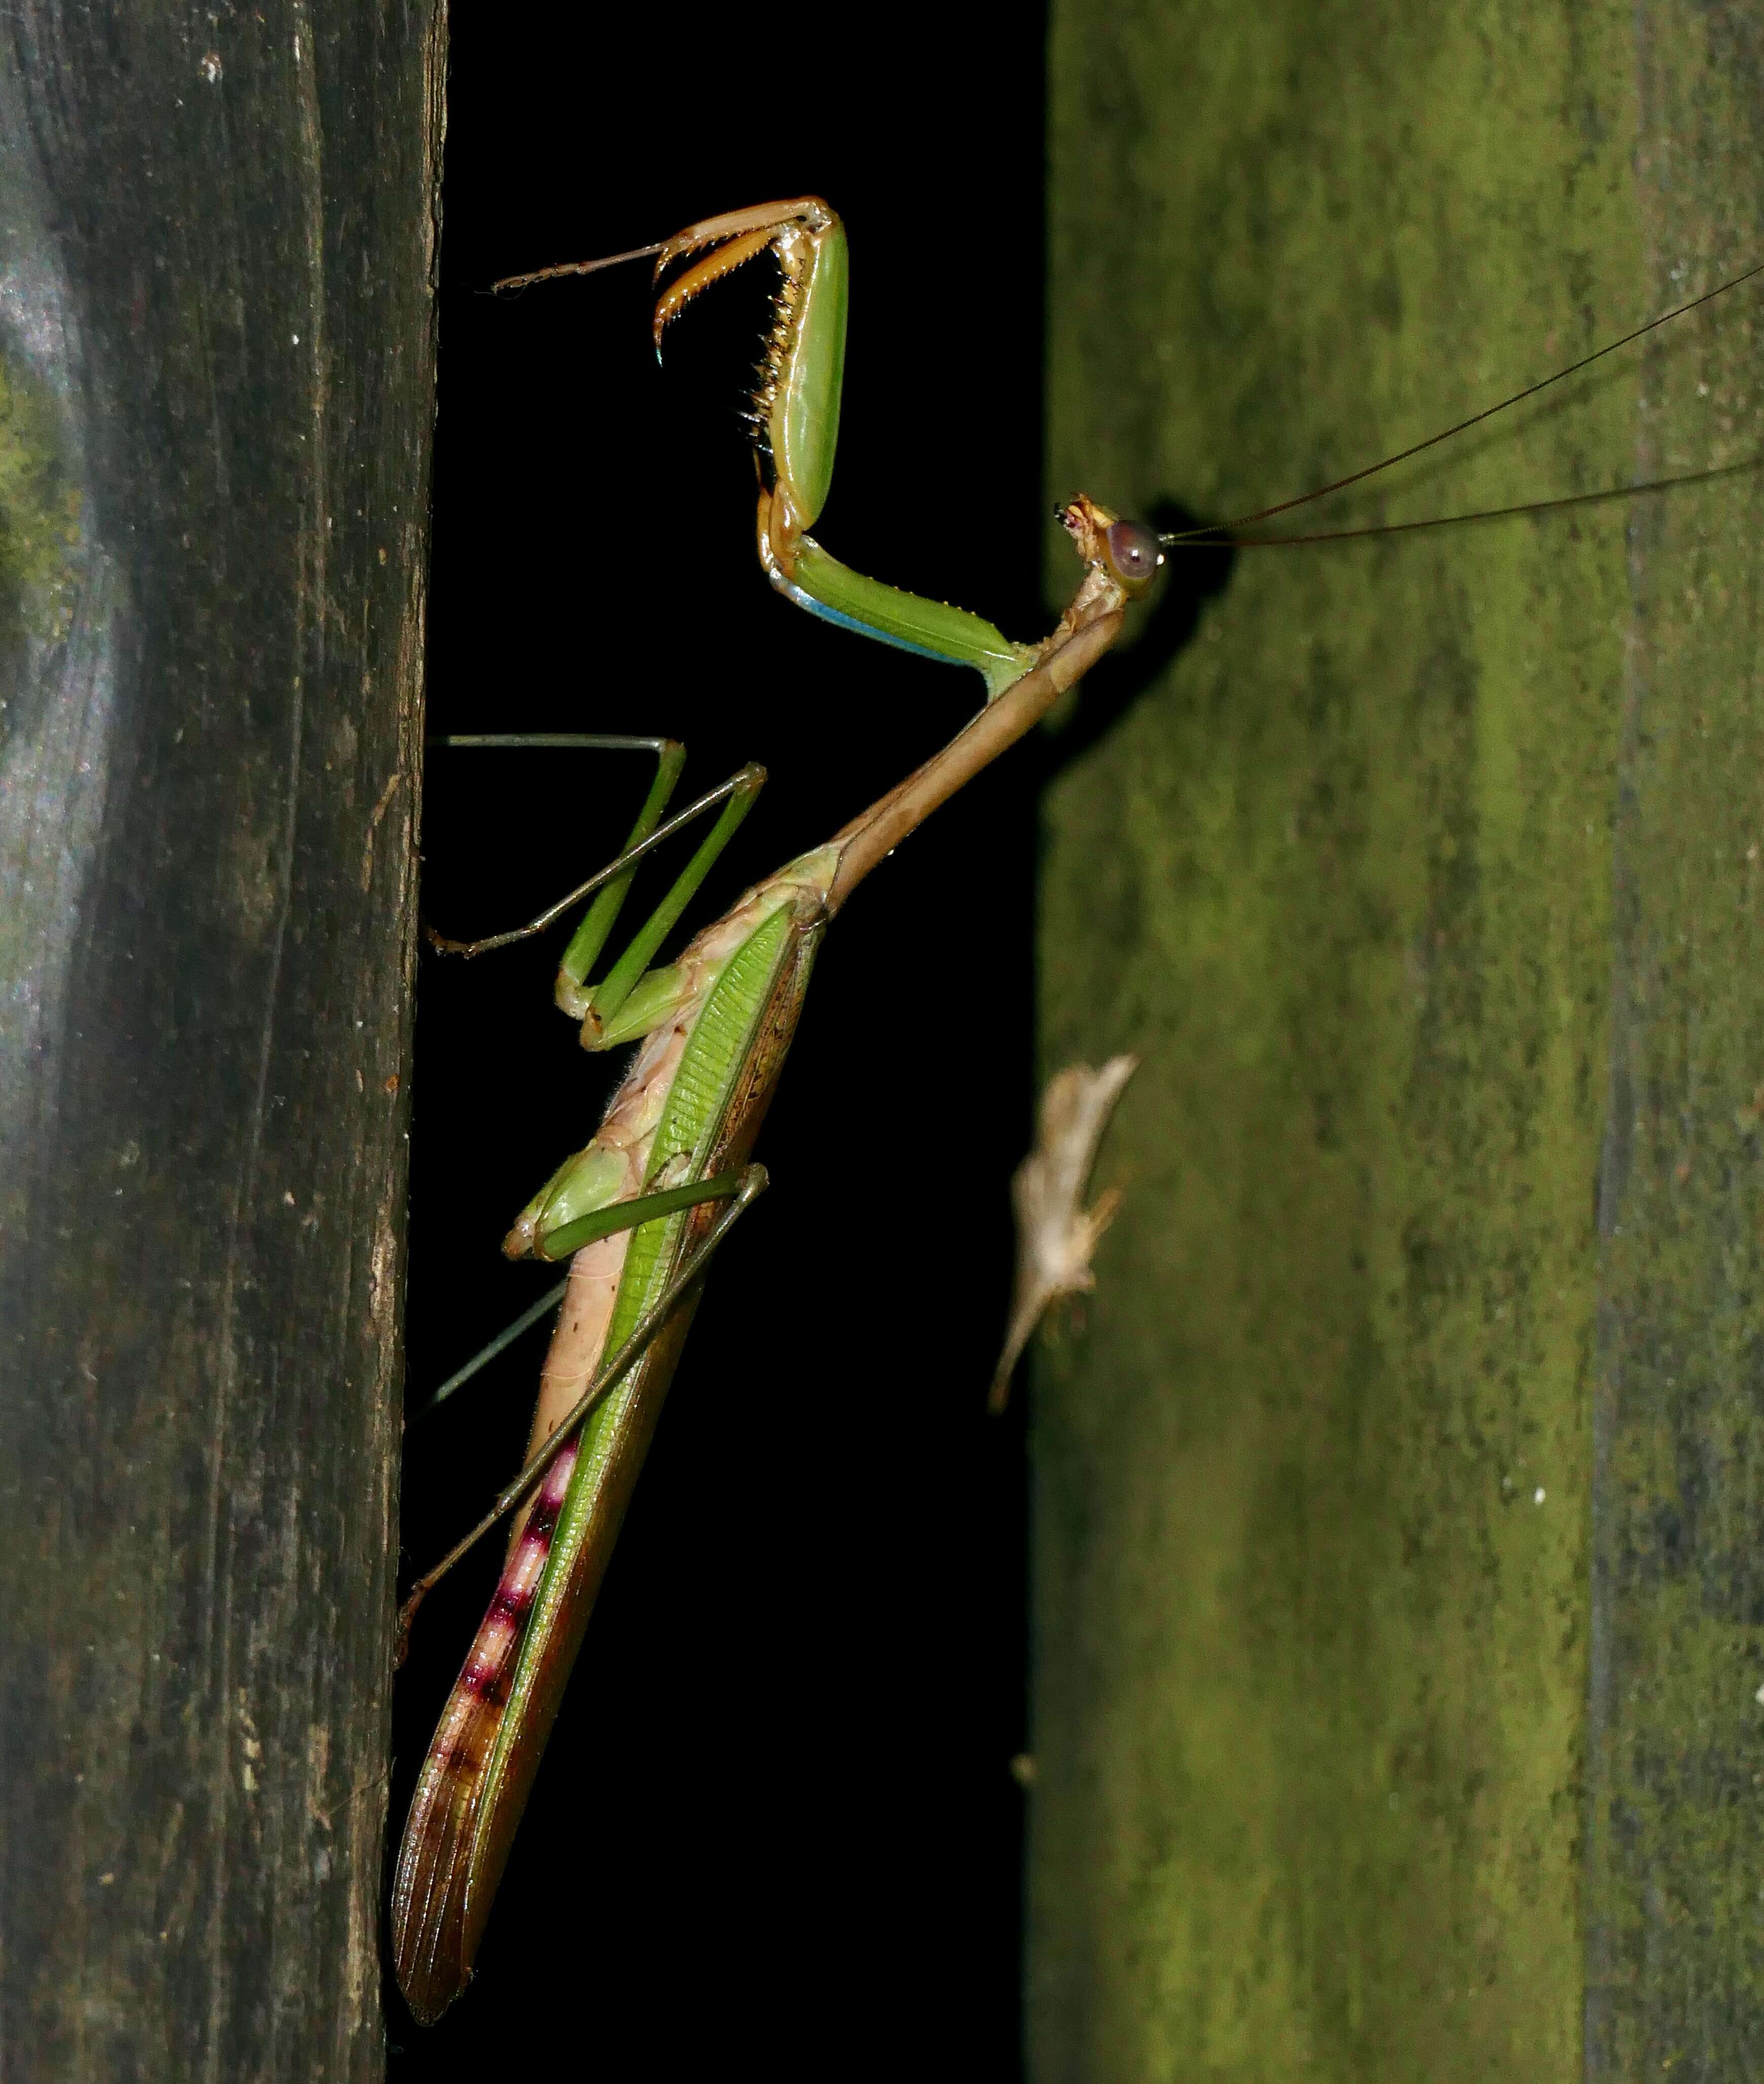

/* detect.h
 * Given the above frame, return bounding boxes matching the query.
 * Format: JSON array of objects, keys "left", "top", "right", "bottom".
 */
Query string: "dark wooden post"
[
  {"left": 0, "top": 5, "right": 442, "bottom": 2074},
  {"left": 1036, "top": 3, "right": 1764, "bottom": 2076}
]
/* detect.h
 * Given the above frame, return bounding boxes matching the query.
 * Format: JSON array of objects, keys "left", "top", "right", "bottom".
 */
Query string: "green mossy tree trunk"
[{"left": 1034, "top": 5, "right": 1764, "bottom": 2078}]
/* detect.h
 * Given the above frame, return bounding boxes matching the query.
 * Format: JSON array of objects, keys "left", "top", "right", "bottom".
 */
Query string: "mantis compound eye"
[{"left": 1105, "top": 519, "right": 1164, "bottom": 589}]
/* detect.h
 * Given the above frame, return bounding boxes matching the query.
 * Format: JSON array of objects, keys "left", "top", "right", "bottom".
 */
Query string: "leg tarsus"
[
  {"left": 404, "top": 1276, "right": 570, "bottom": 1429},
  {"left": 423, "top": 735, "right": 684, "bottom": 960},
  {"left": 423, "top": 755, "right": 764, "bottom": 966}
]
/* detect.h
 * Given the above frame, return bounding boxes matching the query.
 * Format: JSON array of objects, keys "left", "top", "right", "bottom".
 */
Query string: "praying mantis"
[
  {"left": 392, "top": 184, "right": 1763, "bottom": 2034},
  {"left": 391, "top": 198, "right": 1163, "bottom": 2023}
]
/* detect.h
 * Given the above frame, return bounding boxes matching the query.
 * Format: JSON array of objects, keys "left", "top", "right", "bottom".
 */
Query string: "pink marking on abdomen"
[{"left": 455, "top": 1438, "right": 581, "bottom": 1704}]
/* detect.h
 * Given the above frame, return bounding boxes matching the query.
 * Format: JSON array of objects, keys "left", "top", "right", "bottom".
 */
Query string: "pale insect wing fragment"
[{"left": 989, "top": 1054, "right": 1140, "bottom": 1412}]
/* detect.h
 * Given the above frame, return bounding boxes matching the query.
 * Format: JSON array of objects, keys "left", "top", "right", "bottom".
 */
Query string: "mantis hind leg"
[
  {"left": 396, "top": 1163, "right": 769, "bottom": 1655},
  {"left": 404, "top": 1166, "right": 754, "bottom": 1429}
]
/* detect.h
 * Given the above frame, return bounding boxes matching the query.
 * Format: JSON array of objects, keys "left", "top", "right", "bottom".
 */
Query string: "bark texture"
[
  {"left": 1035, "top": 5, "right": 1764, "bottom": 2077},
  {"left": 0, "top": 5, "right": 442, "bottom": 2075}
]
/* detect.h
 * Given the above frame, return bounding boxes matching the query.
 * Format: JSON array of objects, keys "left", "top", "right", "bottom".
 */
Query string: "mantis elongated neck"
[{"left": 826, "top": 608, "right": 1124, "bottom": 913}]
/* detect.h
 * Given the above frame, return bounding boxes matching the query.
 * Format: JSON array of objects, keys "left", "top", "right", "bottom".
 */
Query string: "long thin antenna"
[
  {"left": 1162, "top": 256, "right": 1764, "bottom": 547},
  {"left": 1167, "top": 455, "right": 1763, "bottom": 552}
]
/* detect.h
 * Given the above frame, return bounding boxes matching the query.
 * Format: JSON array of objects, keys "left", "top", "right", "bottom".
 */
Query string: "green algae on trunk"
[{"left": 1034, "top": 4, "right": 1764, "bottom": 2077}]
